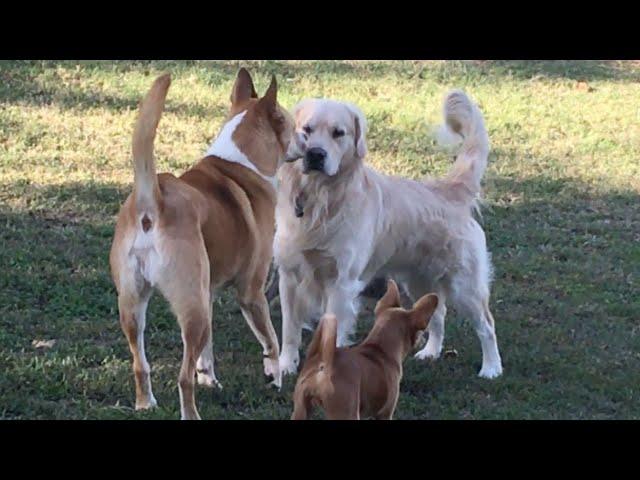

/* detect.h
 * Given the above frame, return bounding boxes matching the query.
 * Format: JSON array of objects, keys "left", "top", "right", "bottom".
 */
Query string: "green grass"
[{"left": 1, "top": 60, "right": 639, "bottom": 419}]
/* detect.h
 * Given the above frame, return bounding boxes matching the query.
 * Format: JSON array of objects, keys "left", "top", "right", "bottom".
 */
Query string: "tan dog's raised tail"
[
  {"left": 110, "top": 69, "right": 294, "bottom": 419},
  {"left": 291, "top": 280, "right": 438, "bottom": 420}
]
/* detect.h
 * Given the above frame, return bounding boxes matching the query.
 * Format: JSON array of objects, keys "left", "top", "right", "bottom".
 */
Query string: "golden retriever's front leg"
[
  {"left": 326, "top": 283, "right": 359, "bottom": 347},
  {"left": 278, "top": 270, "right": 306, "bottom": 377}
]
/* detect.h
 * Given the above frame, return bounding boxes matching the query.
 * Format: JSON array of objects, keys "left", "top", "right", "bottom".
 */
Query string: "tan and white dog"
[
  {"left": 110, "top": 69, "right": 294, "bottom": 419},
  {"left": 275, "top": 91, "right": 503, "bottom": 380}
]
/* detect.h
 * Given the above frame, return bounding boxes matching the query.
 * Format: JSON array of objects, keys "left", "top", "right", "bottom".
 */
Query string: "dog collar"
[{"left": 294, "top": 194, "right": 305, "bottom": 218}]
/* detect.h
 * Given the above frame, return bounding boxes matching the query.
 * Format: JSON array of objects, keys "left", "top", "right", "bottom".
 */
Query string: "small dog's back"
[{"left": 291, "top": 281, "right": 438, "bottom": 420}]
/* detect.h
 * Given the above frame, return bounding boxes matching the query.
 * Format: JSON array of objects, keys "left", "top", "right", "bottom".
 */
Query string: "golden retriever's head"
[{"left": 284, "top": 99, "right": 367, "bottom": 176}]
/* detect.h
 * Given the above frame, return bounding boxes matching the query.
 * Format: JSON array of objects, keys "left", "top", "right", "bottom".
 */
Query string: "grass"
[{"left": 1, "top": 60, "right": 639, "bottom": 420}]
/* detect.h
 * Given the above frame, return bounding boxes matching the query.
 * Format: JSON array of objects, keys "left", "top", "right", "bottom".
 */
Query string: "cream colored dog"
[{"left": 275, "top": 91, "right": 503, "bottom": 380}]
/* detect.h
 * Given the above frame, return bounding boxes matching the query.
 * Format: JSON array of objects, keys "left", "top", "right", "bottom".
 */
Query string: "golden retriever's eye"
[
  {"left": 332, "top": 128, "right": 345, "bottom": 139},
  {"left": 303, "top": 125, "right": 313, "bottom": 134}
]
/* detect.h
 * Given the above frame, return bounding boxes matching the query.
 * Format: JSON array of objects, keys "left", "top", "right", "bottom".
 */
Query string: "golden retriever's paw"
[
  {"left": 279, "top": 351, "right": 299, "bottom": 377},
  {"left": 414, "top": 344, "right": 442, "bottom": 361},
  {"left": 478, "top": 363, "right": 503, "bottom": 379},
  {"left": 197, "top": 369, "right": 223, "bottom": 390}
]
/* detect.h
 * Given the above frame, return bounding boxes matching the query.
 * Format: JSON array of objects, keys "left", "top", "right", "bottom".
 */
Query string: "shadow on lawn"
[
  {"left": 0, "top": 174, "right": 638, "bottom": 418},
  {"left": 1, "top": 60, "right": 639, "bottom": 117}
]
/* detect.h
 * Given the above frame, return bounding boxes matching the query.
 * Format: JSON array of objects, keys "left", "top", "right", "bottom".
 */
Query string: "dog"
[
  {"left": 109, "top": 68, "right": 295, "bottom": 419},
  {"left": 291, "top": 280, "right": 438, "bottom": 420},
  {"left": 275, "top": 90, "right": 503, "bottom": 380}
]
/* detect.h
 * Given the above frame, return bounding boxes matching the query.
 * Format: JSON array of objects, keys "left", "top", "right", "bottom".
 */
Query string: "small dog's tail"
[
  {"left": 306, "top": 313, "right": 338, "bottom": 373},
  {"left": 131, "top": 73, "right": 171, "bottom": 219},
  {"left": 435, "top": 90, "right": 490, "bottom": 209}
]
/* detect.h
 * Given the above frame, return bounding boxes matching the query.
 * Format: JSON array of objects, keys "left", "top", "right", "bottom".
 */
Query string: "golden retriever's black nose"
[{"left": 303, "top": 147, "right": 326, "bottom": 173}]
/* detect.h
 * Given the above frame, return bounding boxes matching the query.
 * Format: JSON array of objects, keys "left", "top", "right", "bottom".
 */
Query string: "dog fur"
[
  {"left": 109, "top": 69, "right": 294, "bottom": 419},
  {"left": 291, "top": 280, "right": 438, "bottom": 420},
  {"left": 274, "top": 91, "right": 503, "bottom": 380}
]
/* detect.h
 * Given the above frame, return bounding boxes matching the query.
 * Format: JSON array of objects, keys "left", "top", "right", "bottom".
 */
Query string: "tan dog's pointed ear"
[
  {"left": 230, "top": 68, "right": 257, "bottom": 104},
  {"left": 259, "top": 74, "right": 287, "bottom": 130},
  {"left": 411, "top": 293, "right": 439, "bottom": 330},
  {"left": 258, "top": 74, "right": 278, "bottom": 112},
  {"left": 345, "top": 102, "right": 368, "bottom": 158},
  {"left": 375, "top": 279, "right": 401, "bottom": 315}
]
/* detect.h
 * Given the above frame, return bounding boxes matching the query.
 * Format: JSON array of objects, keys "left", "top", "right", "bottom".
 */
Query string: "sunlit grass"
[{"left": 1, "top": 60, "right": 639, "bottom": 419}]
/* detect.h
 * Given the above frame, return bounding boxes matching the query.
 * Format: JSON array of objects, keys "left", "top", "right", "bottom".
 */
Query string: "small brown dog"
[
  {"left": 291, "top": 280, "right": 438, "bottom": 420},
  {"left": 110, "top": 69, "right": 294, "bottom": 419}
]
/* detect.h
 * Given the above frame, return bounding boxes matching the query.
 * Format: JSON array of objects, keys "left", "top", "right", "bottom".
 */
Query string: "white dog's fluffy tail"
[{"left": 434, "top": 90, "right": 490, "bottom": 207}]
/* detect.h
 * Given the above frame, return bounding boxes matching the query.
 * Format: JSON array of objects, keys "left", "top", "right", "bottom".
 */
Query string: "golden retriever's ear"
[
  {"left": 375, "top": 279, "right": 401, "bottom": 315},
  {"left": 410, "top": 293, "right": 439, "bottom": 330},
  {"left": 345, "top": 102, "right": 368, "bottom": 158},
  {"left": 230, "top": 68, "right": 258, "bottom": 105},
  {"left": 290, "top": 99, "right": 312, "bottom": 129}
]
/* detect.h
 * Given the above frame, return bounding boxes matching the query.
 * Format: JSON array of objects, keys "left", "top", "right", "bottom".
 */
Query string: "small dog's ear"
[
  {"left": 290, "top": 99, "right": 312, "bottom": 129},
  {"left": 230, "top": 68, "right": 258, "bottom": 105},
  {"left": 411, "top": 293, "right": 439, "bottom": 330},
  {"left": 375, "top": 279, "right": 401, "bottom": 315}
]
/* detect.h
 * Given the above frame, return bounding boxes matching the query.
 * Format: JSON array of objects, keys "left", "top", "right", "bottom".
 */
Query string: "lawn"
[{"left": 1, "top": 60, "right": 639, "bottom": 419}]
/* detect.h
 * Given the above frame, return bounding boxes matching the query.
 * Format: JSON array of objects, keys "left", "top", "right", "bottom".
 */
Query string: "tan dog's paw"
[
  {"left": 263, "top": 356, "right": 282, "bottom": 390},
  {"left": 180, "top": 410, "right": 202, "bottom": 421},
  {"left": 135, "top": 394, "right": 158, "bottom": 411}
]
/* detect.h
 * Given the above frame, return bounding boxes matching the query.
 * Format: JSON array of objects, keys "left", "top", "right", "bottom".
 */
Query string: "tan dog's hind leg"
[
  {"left": 159, "top": 234, "right": 211, "bottom": 420},
  {"left": 196, "top": 300, "right": 223, "bottom": 390},
  {"left": 118, "top": 287, "right": 157, "bottom": 410},
  {"left": 237, "top": 286, "right": 282, "bottom": 389},
  {"left": 176, "top": 312, "right": 209, "bottom": 420}
]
